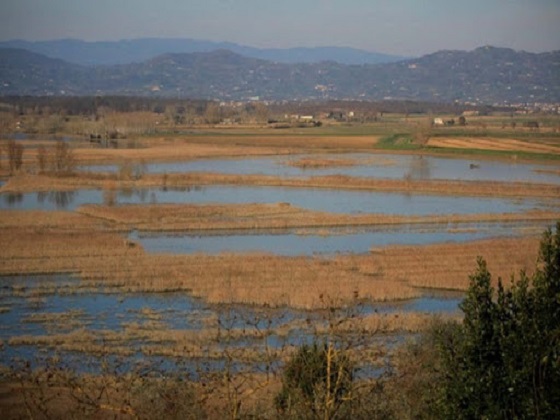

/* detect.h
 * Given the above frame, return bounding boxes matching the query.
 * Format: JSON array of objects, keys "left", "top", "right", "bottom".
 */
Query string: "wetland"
[{"left": 1, "top": 108, "right": 559, "bottom": 417}]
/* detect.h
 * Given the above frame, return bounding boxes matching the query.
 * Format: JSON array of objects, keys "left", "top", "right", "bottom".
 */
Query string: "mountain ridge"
[
  {"left": 1, "top": 46, "right": 559, "bottom": 104},
  {"left": 0, "top": 38, "right": 406, "bottom": 66}
]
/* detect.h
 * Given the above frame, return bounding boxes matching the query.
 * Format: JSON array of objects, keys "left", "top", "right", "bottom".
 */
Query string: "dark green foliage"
[
  {"left": 2, "top": 46, "right": 560, "bottom": 103},
  {"left": 437, "top": 223, "right": 560, "bottom": 419},
  {"left": 275, "top": 342, "right": 353, "bottom": 418}
]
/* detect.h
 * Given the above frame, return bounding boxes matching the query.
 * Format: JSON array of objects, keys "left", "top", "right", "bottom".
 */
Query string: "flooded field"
[
  {"left": 0, "top": 274, "right": 461, "bottom": 373},
  {"left": 2, "top": 129, "right": 559, "bottom": 396},
  {"left": 130, "top": 222, "right": 542, "bottom": 256},
  {"left": 81, "top": 153, "right": 560, "bottom": 184},
  {"left": 1, "top": 185, "right": 555, "bottom": 214}
]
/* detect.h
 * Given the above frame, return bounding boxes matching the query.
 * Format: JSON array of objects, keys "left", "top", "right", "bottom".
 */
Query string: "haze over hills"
[
  {"left": 0, "top": 38, "right": 406, "bottom": 66},
  {"left": 1, "top": 46, "right": 559, "bottom": 105}
]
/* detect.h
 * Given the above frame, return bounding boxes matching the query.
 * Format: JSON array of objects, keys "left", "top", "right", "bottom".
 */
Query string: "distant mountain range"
[
  {"left": 0, "top": 38, "right": 406, "bottom": 66},
  {"left": 1, "top": 45, "right": 559, "bottom": 104}
]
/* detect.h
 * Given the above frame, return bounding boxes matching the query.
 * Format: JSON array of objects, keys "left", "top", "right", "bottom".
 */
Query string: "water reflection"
[
  {"left": 0, "top": 190, "right": 104, "bottom": 211},
  {"left": 404, "top": 155, "right": 431, "bottom": 180},
  {"left": 119, "top": 186, "right": 551, "bottom": 215},
  {"left": 0, "top": 274, "right": 462, "bottom": 375},
  {"left": 3, "top": 193, "right": 23, "bottom": 206},
  {"left": 81, "top": 153, "right": 560, "bottom": 184},
  {"left": 36, "top": 191, "right": 75, "bottom": 209},
  {"left": 130, "top": 222, "right": 540, "bottom": 256},
  {"left": 0, "top": 185, "right": 555, "bottom": 214}
]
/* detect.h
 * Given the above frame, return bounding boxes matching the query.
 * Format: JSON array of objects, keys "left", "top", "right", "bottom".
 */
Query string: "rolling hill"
[
  {"left": 1, "top": 46, "right": 558, "bottom": 104},
  {"left": 0, "top": 38, "right": 406, "bottom": 66}
]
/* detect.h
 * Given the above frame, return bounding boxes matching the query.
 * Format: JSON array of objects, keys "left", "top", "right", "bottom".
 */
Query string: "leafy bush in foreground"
[{"left": 435, "top": 222, "right": 560, "bottom": 418}]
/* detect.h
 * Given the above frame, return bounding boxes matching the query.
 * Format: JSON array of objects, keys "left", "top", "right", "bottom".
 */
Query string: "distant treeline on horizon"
[{"left": 0, "top": 96, "right": 503, "bottom": 117}]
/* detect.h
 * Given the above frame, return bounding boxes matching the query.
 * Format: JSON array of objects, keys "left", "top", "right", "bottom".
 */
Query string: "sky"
[{"left": 1, "top": 0, "right": 559, "bottom": 56}]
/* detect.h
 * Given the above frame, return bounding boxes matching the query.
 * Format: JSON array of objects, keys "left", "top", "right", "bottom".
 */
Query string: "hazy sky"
[{"left": 1, "top": 0, "right": 559, "bottom": 56}]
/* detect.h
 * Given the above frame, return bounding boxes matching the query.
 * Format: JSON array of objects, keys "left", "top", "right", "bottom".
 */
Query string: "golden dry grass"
[
  {"left": 285, "top": 157, "right": 360, "bottom": 169},
  {"left": 0, "top": 210, "right": 104, "bottom": 231},
  {"left": 330, "top": 312, "right": 463, "bottom": 334},
  {"left": 74, "top": 140, "right": 295, "bottom": 164},
  {"left": 360, "top": 236, "right": 540, "bottom": 290},
  {"left": 179, "top": 134, "right": 381, "bottom": 151},
  {"left": 6, "top": 310, "right": 446, "bottom": 368},
  {"left": 1, "top": 127, "right": 554, "bottom": 309},
  {"left": 0, "top": 209, "right": 542, "bottom": 308},
  {"left": 75, "top": 203, "right": 560, "bottom": 232},
  {"left": 3, "top": 171, "right": 560, "bottom": 199},
  {"left": 0, "top": 226, "right": 142, "bottom": 275},
  {"left": 284, "top": 155, "right": 397, "bottom": 169},
  {"left": 533, "top": 168, "right": 560, "bottom": 176}
]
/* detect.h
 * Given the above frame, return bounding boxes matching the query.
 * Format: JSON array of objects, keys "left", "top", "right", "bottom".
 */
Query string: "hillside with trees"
[{"left": 1, "top": 46, "right": 559, "bottom": 104}]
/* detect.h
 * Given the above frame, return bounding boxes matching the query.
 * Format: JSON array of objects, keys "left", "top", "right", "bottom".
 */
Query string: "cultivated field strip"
[{"left": 427, "top": 137, "right": 560, "bottom": 154}]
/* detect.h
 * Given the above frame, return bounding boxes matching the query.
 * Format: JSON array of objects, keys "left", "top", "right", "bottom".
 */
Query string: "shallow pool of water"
[
  {"left": 2, "top": 185, "right": 553, "bottom": 215},
  {"left": 130, "top": 223, "right": 531, "bottom": 256},
  {"left": 0, "top": 274, "right": 462, "bottom": 373},
  {"left": 0, "top": 190, "right": 104, "bottom": 210},
  {"left": 82, "top": 153, "right": 560, "bottom": 185}
]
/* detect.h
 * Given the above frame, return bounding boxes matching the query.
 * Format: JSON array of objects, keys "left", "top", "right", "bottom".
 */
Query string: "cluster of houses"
[{"left": 432, "top": 116, "right": 467, "bottom": 127}]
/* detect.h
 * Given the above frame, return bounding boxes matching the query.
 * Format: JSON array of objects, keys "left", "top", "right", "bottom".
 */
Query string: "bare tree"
[
  {"left": 37, "top": 145, "right": 47, "bottom": 173},
  {"left": 7, "top": 140, "right": 24, "bottom": 173},
  {"left": 254, "top": 102, "right": 269, "bottom": 124},
  {"left": 52, "top": 141, "right": 75, "bottom": 175},
  {"left": 204, "top": 103, "right": 222, "bottom": 125}
]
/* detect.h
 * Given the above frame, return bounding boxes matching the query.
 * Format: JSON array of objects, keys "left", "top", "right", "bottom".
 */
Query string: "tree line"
[{"left": 0, "top": 96, "right": 511, "bottom": 119}]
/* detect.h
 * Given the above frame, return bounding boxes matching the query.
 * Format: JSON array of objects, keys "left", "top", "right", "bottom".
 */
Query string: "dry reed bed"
[
  {"left": 7, "top": 326, "right": 286, "bottom": 362},
  {"left": 8, "top": 310, "right": 439, "bottom": 364},
  {"left": 180, "top": 134, "right": 381, "bottom": 151},
  {"left": 3, "top": 171, "right": 560, "bottom": 199},
  {"left": 74, "top": 141, "right": 295, "bottom": 164},
  {"left": 22, "top": 310, "right": 85, "bottom": 324},
  {"left": 360, "top": 236, "right": 540, "bottom": 290},
  {"left": 284, "top": 155, "right": 397, "bottom": 169},
  {"left": 76, "top": 203, "right": 560, "bottom": 232},
  {"left": 0, "top": 210, "right": 106, "bottom": 231},
  {"left": 0, "top": 214, "right": 542, "bottom": 308},
  {"left": 534, "top": 168, "right": 560, "bottom": 176},
  {"left": 82, "top": 253, "right": 423, "bottom": 308},
  {"left": 162, "top": 172, "right": 560, "bottom": 198},
  {"left": 324, "top": 312, "right": 463, "bottom": 334},
  {"left": 285, "top": 157, "right": 360, "bottom": 169},
  {"left": 8, "top": 329, "right": 138, "bottom": 357},
  {"left": 0, "top": 227, "right": 142, "bottom": 276}
]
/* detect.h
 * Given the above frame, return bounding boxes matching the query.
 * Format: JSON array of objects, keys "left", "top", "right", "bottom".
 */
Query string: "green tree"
[
  {"left": 437, "top": 223, "right": 560, "bottom": 419},
  {"left": 437, "top": 258, "right": 504, "bottom": 418}
]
